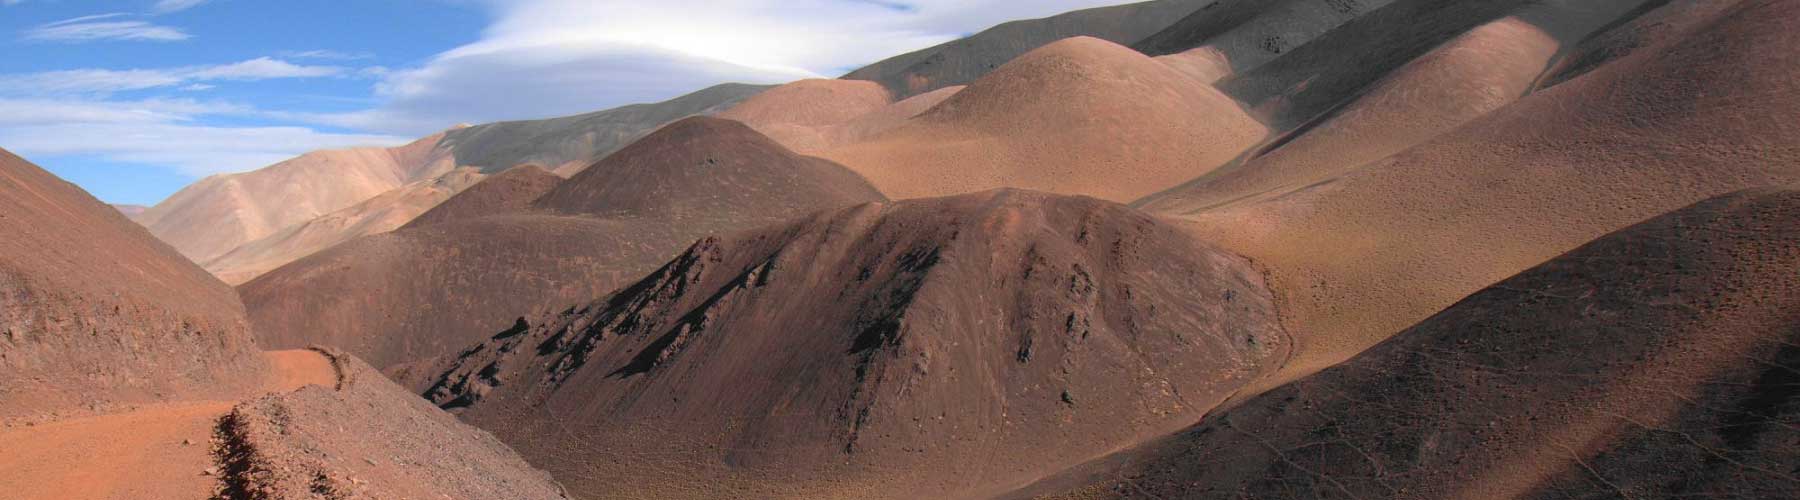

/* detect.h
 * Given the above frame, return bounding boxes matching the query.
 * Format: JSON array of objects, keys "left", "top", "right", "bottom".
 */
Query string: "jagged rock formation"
[{"left": 421, "top": 190, "right": 1286, "bottom": 499}]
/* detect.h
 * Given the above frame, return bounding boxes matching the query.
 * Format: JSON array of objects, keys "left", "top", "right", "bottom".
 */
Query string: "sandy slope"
[
  {"left": 1138, "top": 16, "right": 1561, "bottom": 213},
  {"left": 135, "top": 133, "right": 457, "bottom": 264},
  {"left": 821, "top": 36, "right": 1266, "bottom": 202},
  {"left": 202, "top": 167, "right": 486, "bottom": 285},
  {"left": 1146, "top": 0, "right": 1800, "bottom": 389},
  {"left": 1027, "top": 186, "right": 1800, "bottom": 499}
]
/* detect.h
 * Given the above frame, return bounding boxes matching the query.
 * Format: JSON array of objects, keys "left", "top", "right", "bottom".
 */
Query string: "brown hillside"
[
  {"left": 717, "top": 79, "right": 893, "bottom": 151},
  {"left": 421, "top": 190, "right": 1287, "bottom": 499},
  {"left": 1031, "top": 187, "right": 1800, "bottom": 499},
  {"left": 821, "top": 36, "right": 1266, "bottom": 202},
  {"left": 203, "top": 167, "right": 486, "bottom": 285},
  {"left": 0, "top": 148, "right": 265, "bottom": 421},
  {"left": 243, "top": 117, "right": 886, "bottom": 371},
  {"left": 401, "top": 164, "right": 562, "bottom": 230},
  {"left": 1145, "top": 0, "right": 1800, "bottom": 388}
]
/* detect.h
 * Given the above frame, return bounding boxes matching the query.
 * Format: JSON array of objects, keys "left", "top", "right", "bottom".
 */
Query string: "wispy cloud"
[
  {"left": 281, "top": 49, "right": 376, "bottom": 61},
  {"left": 0, "top": 58, "right": 349, "bottom": 94},
  {"left": 0, "top": 96, "right": 407, "bottom": 176},
  {"left": 22, "top": 13, "right": 191, "bottom": 43},
  {"left": 152, "top": 0, "right": 209, "bottom": 14}
]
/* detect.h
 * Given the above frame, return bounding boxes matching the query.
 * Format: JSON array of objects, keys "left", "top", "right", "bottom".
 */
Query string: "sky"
[{"left": 0, "top": 0, "right": 1134, "bottom": 205}]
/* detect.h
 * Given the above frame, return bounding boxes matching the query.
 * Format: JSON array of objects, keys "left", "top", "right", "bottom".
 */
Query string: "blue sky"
[{"left": 0, "top": 0, "right": 1133, "bottom": 205}]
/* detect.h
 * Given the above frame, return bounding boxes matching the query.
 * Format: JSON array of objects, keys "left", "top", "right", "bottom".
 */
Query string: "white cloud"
[
  {"left": 0, "top": 58, "right": 347, "bottom": 95},
  {"left": 282, "top": 49, "right": 376, "bottom": 61},
  {"left": 152, "top": 0, "right": 208, "bottom": 14},
  {"left": 186, "top": 57, "right": 345, "bottom": 80},
  {"left": 0, "top": 97, "right": 247, "bottom": 125},
  {"left": 337, "top": 0, "right": 1137, "bottom": 135},
  {"left": 22, "top": 13, "right": 190, "bottom": 42}
]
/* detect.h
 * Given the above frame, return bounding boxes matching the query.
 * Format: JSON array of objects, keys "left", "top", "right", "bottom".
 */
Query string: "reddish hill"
[
  {"left": 1144, "top": 0, "right": 1800, "bottom": 388},
  {"left": 420, "top": 190, "right": 1287, "bottom": 499},
  {"left": 401, "top": 164, "right": 562, "bottom": 230},
  {"left": 821, "top": 36, "right": 1266, "bottom": 202},
  {"left": 242, "top": 117, "right": 886, "bottom": 371},
  {"left": 1030, "top": 187, "right": 1800, "bottom": 499},
  {"left": 0, "top": 148, "right": 265, "bottom": 421}
]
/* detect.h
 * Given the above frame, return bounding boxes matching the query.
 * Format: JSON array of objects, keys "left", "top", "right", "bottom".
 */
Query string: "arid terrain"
[{"left": 4, "top": 0, "right": 1798, "bottom": 498}]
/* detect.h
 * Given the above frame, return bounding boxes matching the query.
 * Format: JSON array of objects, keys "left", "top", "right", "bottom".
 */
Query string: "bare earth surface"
[
  {"left": 0, "top": 350, "right": 335, "bottom": 500},
  {"left": 1150, "top": 0, "right": 1800, "bottom": 390},
  {"left": 1025, "top": 187, "right": 1800, "bottom": 499},
  {"left": 822, "top": 36, "right": 1266, "bottom": 202},
  {"left": 420, "top": 190, "right": 1287, "bottom": 499}
]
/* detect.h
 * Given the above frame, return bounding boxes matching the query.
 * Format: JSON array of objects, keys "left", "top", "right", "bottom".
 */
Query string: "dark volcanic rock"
[
  {"left": 1028, "top": 188, "right": 1800, "bottom": 499},
  {"left": 0, "top": 148, "right": 265, "bottom": 421},
  {"left": 422, "top": 189, "right": 1287, "bottom": 499},
  {"left": 243, "top": 117, "right": 885, "bottom": 371}
]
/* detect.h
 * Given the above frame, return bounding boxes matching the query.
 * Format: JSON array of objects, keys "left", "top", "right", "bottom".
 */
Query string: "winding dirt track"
[{"left": 0, "top": 350, "right": 338, "bottom": 500}]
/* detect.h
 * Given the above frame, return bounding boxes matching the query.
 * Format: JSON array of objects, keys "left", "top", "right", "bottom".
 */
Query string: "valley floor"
[{"left": 0, "top": 350, "right": 338, "bottom": 500}]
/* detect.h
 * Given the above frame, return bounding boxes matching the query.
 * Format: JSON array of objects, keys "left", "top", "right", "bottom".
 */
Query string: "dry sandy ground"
[{"left": 0, "top": 350, "right": 335, "bottom": 500}]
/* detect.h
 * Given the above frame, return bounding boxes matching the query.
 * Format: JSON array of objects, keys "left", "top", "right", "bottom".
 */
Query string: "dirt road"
[{"left": 0, "top": 350, "right": 339, "bottom": 500}]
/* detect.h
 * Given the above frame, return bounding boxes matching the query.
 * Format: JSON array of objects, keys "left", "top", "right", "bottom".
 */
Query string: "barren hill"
[
  {"left": 724, "top": 80, "right": 965, "bottom": 154},
  {"left": 135, "top": 133, "right": 457, "bottom": 265},
  {"left": 1142, "top": 0, "right": 1800, "bottom": 387},
  {"left": 821, "top": 36, "right": 1266, "bottom": 202},
  {"left": 243, "top": 117, "right": 886, "bottom": 371},
  {"left": 402, "top": 164, "right": 562, "bottom": 230},
  {"left": 1136, "top": 15, "right": 1562, "bottom": 212},
  {"left": 842, "top": 0, "right": 1212, "bottom": 98},
  {"left": 0, "top": 148, "right": 266, "bottom": 421},
  {"left": 1030, "top": 187, "right": 1800, "bottom": 499},
  {"left": 202, "top": 167, "right": 486, "bottom": 285},
  {"left": 441, "top": 83, "right": 770, "bottom": 176},
  {"left": 422, "top": 189, "right": 1287, "bottom": 499}
]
